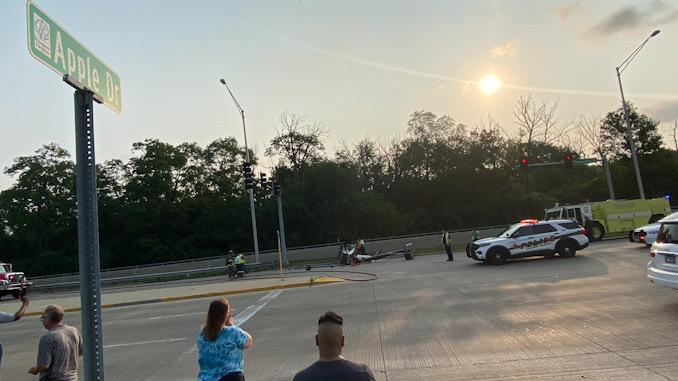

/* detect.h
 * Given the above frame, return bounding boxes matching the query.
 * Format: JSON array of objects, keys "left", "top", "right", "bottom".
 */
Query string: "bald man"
[{"left": 293, "top": 311, "right": 375, "bottom": 381}]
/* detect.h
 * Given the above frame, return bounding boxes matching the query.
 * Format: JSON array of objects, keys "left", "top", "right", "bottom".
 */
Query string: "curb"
[{"left": 23, "top": 276, "right": 345, "bottom": 316}]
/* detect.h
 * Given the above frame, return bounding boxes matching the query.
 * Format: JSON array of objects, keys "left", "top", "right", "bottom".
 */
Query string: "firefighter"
[
  {"left": 235, "top": 253, "right": 246, "bottom": 278},
  {"left": 226, "top": 250, "right": 236, "bottom": 279}
]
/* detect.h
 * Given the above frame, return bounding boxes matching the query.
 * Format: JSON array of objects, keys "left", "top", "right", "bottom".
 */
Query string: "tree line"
[{"left": 1, "top": 95, "right": 676, "bottom": 276}]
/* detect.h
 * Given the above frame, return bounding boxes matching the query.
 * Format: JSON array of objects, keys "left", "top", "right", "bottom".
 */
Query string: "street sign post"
[
  {"left": 26, "top": 2, "right": 119, "bottom": 380},
  {"left": 26, "top": 0, "right": 122, "bottom": 114},
  {"left": 574, "top": 158, "right": 598, "bottom": 165}
]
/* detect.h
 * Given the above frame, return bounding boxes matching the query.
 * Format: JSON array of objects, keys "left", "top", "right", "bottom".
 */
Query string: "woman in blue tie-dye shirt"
[{"left": 197, "top": 298, "right": 253, "bottom": 381}]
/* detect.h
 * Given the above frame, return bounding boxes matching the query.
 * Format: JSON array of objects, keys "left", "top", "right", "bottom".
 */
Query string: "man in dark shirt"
[{"left": 293, "top": 311, "right": 375, "bottom": 381}]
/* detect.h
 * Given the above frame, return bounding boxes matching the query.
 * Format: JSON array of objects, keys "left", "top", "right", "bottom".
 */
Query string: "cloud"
[
  {"left": 287, "top": 39, "right": 678, "bottom": 99},
  {"left": 642, "top": 99, "right": 678, "bottom": 123},
  {"left": 490, "top": 40, "right": 519, "bottom": 58},
  {"left": 656, "top": 9, "right": 678, "bottom": 24},
  {"left": 580, "top": 5, "right": 640, "bottom": 40},
  {"left": 580, "top": 1, "right": 678, "bottom": 40},
  {"left": 557, "top": 1, "right": 583, "bottom": 21}
]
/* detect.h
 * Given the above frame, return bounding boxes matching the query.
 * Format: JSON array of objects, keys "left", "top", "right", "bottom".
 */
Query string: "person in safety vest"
[
  {"left": 441, "top": 230, "right": 453, "bottom": 261},
  {"left": 471, "top": 228, "right": 480, "bottom": 241},
  {"left": 235, "top": 253, "right": 246, "bottom": 278}
]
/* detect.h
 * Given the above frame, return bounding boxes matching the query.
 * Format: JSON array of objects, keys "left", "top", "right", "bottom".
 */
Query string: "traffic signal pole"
[
  {"left": 220, "top": 80, "right": 260, "bottom": 263},
  {"left": 275, "top": 188, "right": 289, "bottom": 266}
]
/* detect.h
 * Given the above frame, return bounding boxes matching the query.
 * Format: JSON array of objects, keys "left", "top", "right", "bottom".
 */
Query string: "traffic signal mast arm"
[{"left": 516, "top": 157, "right": 599, "bottom": 168}]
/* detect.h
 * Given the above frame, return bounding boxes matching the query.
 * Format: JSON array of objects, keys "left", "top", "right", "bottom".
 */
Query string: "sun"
[{"left": 478, "top": 74, "right": 500, "bottom": 94}]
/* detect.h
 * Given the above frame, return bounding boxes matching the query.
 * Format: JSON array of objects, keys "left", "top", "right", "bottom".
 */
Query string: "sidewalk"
[{"left": 4, "top": 270, "right": 348, "bottom": 316}]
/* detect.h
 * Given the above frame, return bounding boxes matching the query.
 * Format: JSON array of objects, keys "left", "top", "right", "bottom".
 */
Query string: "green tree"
[
  {"left": 266, "top": 111, "right": 328, "bottom": 174},
  {"left": 0, "top": 144, "right": 77, "bottom": 274},
  {"left": 202, "top": 137, "right": 247, "bottom": 196},
  {"left": 601, "top": 102, "right": 663, "bottom": 160},
  {"left": 336, "top": 138, "right": 390, "bottom": 192}
]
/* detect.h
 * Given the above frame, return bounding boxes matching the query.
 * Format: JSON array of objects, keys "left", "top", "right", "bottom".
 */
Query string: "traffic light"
[
  {"left": 519, "top": 157, "right": 528, "bottom": 172},
  {"left": 564, "top": 154, "right": 573, "bottom": 170},
  {"left": 242, "top": 162, "right": 253, "bottom": 189},
  {"left": 272, "top": 180, "right": 281, "bottom": 196},
  {"left": 259, "top": 172, "right": 268, "bottom": 189}
]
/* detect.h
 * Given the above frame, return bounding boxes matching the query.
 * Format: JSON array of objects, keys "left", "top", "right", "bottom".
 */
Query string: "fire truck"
[
  {"left": 0, "top": 262, "right": 31, "bottom": 300},
  {"left": 544, "top": 198, "right": 671, "bottom": 241}
]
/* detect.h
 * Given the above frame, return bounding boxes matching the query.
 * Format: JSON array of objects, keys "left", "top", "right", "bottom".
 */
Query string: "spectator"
[
  {"left": 28, "top": 304, "right": 83, "bottom": 380},
  {"left": 293, "top": 311, "right": 375, "bottom": 381},
  {"left": 0, "top": 297, "right": 29, "bottom": 368},
  {"left": 197, "top": 298, "right": 252, "bottom": 381}
]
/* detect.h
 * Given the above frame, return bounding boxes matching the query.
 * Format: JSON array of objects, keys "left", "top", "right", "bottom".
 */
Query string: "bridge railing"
[{"left": 30, "top": 225, "right": 509, "bottom": 289}]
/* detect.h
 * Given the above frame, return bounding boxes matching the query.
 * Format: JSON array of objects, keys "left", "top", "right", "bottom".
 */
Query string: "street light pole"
[
  {"left": 220, "top": 79, "right": 260, "bottom": 263},
  {"left": 615, "top": 30, "right": 660, "bottom": 200}
]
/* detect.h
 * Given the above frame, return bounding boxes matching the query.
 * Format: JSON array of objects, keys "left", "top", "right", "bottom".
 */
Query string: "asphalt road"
[{"left": 2, "top": 239, "right": 678, "bottom": 380}]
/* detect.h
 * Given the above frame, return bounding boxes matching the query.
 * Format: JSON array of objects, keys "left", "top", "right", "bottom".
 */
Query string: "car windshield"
[
  {"left": 657, "top": 222, "right": 678, "bottom": 244},
  {"left": 544, "top": 210, "right": 561, "bottom": 220},
  {"left": 659, "top": 211, "right": 678, "bottom": 223},
  {"left": 498, "top": 224, "right": 522, "bottom": 237}
]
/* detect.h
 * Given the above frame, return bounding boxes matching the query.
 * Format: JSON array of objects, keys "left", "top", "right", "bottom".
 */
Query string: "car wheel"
[
  {"left": 487, "top": 248, "right": 508, "bottom": 265},
  {"left": 588, "top": 222, "right": 605, "bottom": 242},
  {"left": 628, "top": 230, "right": 635, "bottom": 242},
  {"left": 11, "top": 290, "right": 20, "bottom": 299},
  {"left": 557, "top": 240, "right": 576, "bottom": 258}
]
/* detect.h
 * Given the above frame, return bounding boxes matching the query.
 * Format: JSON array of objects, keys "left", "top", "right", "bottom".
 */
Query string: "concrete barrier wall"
[{"left": 31, "top": 226, "right": 507, "bottom": 287}]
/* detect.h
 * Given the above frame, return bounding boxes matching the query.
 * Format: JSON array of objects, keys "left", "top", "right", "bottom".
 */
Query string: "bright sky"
[{"left": 2, "top": 1, "right": 678, "bottom": 190}]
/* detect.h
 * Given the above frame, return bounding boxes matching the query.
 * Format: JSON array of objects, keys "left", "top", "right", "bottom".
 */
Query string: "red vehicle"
[{"left": 0, "top": 262, "right": 31, "bottom": 300}]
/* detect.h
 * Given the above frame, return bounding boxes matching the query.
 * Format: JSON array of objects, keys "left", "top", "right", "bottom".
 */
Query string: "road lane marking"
[
  {"left": 233, "top": 290, "right": 283, "bottom": 326},
  {"left": 149, "top": 312, "right": 203, "bottom": 320},
  {"left": 104, "top": 338, "right": 187, "bottom": 349},
  {"left": 109, "top": 290, "right": 282, "bottom": 351}
]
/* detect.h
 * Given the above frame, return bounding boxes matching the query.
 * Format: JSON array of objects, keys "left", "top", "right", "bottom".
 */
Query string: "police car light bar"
[{"left": 520, "top": 219, "right": 539, "bottom": 223}]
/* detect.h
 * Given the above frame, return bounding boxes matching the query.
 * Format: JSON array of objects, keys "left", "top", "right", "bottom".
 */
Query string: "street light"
[
  {"left": 220, "top": 79, "right": 260, "bottom": 263},
  {"left": 615, "top": 30, "right": 660, "bottom": 199}
]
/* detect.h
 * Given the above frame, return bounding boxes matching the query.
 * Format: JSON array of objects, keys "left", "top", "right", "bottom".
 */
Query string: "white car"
[
  {"left": 648, "top": 219, "right": 678, "bottom": 290},
  {"left": 465, "top": 219, "right": 590, "bottom": 265},
  {"left": 630, "top": 211, "right": 678, "bottom": 246}
]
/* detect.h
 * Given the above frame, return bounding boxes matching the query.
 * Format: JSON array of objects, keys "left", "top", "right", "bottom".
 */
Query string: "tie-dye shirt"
[{"left": 197, "top": 326, "right": 249, "bottom": 381}]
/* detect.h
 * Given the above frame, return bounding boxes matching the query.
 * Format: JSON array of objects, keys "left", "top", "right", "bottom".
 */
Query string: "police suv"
[{"left": 466, "top": 219, "right": 589, "bottom": 265}]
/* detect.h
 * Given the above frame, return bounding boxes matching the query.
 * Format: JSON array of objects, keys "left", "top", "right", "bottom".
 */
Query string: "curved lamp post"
[
  {"left": 615, "top": 30, "right": 660, "bottom": 199},
  {"left": 220, "top": 79, "right": 260, "bottom": 263}
]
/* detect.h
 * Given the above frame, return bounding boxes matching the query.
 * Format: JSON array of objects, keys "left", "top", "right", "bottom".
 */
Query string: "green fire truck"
[{"left": 544, "top": 198, "right": 671, "bottom": 241}]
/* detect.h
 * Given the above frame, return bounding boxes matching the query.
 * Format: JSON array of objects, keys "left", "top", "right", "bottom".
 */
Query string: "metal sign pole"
[
  {"left": 73, "top": 87, "right": 105, "bottom": 381},
  {"left": 276, "top": 192, "right": 288, "bottom": 265}
]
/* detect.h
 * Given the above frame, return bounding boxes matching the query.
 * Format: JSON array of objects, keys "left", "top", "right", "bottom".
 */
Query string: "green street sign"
[
  {"left": 26, "top": 0, "right": 122, "bottom": 114},
  {"left": 574, "top": 158, "right": 598, "bottom": 165}
]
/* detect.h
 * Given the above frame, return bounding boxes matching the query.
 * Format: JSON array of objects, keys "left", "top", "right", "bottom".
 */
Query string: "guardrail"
[{"left": 31, "top": 225, "right": 509, "bottom": 290}]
